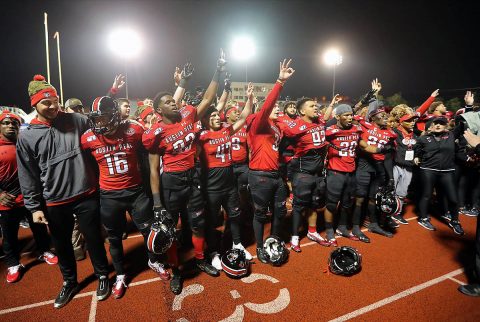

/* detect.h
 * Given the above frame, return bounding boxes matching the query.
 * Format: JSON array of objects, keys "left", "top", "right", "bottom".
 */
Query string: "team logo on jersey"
[
  {"left": 402, "top": 138, "right": 416, "bottom": 145},
  {"left": 125, "top": 127, "right": 135, "bottom": 136},
  {"left": 330, "top": 128, "right": 339, "bottom": 133},
  {"left": 87, "top": 135, "right": 97, "bottom": 142},
  {"left": 299, "top": 125, "right": 307, "bottom": 131},
  {"left": 154, "top": 127, "right": 162, "bottom": 135}
]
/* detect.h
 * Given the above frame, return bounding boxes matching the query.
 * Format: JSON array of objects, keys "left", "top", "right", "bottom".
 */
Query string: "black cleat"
[
  {"left": 196, "top": 258, "right": 220, "bottom": 277},
  {"left": 391, "top": 214, "right": 408, "bottom": 225},
  {"left": 256, "top": 247, "right": 270, "bottom": 264},
  {"left": 448, "top": 220, "right": 465, "bottom": 236},
  {"left": 458, "top": 284, "right": 480, "bottom": 297},
  {"left": 96, "top": 275, "right": 110, "bottom": 301},
  {"left": 170, "top": 272, "right": 183, "bottom": 295},
  {"left": 54, "top": 281, "right": 79, "bottom": 309},
  {"left": 368, "top": 223, "right": 393, "bottom": 238},
  {"left": 353, "top": 231, "right": 371, "bottom": 243}
]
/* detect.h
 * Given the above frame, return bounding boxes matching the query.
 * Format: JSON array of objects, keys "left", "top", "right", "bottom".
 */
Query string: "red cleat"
[
  {"left": 148, "top": 260, "right": 171, "bottom": 281},
  {"left": 112, "top": 275, "right": 127, "bottom": 299},
  {"left": 6, "top": 264, "right": 24, "bottom": 283},
  {"left": 307, "top": 232, "right": 331, "bottom": 247},
  {"left": 38, "top": 251, "right": 58, "bottom": 265}
]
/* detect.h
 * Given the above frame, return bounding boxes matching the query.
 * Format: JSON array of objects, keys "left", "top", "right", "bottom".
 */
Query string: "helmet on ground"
[
  {"left": 221, "top": 248, "right": 249, "bottom": 278},
  {"left": 263, "top": 235, "right": 289, "bottom": 266},
  {"left": 375, "top": 188, "right": 402, "bottom": 216},
  {"left": 88, "top": 96, "right": 121, "bottom": 134},
  {"left": 328, "top": 246, "right": 362, "bottom": 276}
]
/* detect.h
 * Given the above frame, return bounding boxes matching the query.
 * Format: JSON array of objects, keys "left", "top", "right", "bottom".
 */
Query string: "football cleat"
[
  {"left": 38, "top": 251, "right": 58, "bottom": 265},
  {"left": 307, "top": 231, "right": 330, "bottom": 247},
  {"left": 148, "top": 260, "right": 171, "bottom": 281},
  {"left": 6, "top": 264, "right": 24, "bottom": 283},
  {"left": 112, "top": 275, "right": 127, "bottom": 299}
]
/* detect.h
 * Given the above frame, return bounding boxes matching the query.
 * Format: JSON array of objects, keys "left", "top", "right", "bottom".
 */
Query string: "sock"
[
  {"left": 325, "top": 222, "right": 334, "bottom": 240},
  {"left": 352, "top": 225, "right": 362, "bottom": 235},
  {"left": 167, "top": 241, "right": 179, "bottom": 267},
  {"left": 291, "top": 235, "right": 299, "bottom": 245},
  {"left": 308, "top": 225, "right": 316, "bottom": 234},
  {"left": 253, "top": 219, "right": 264, "bottom": 248},
  {"left": 191, "top": 236, "right": 205, "bottom": 260}
]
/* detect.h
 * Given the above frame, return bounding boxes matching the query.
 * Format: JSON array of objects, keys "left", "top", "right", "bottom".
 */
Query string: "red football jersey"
[
  {"left": 325, "top": 124, "right": 363, "bottom": 172},
  {"left": 81, "top": 121, "right": 144, "bottom": 191},
  {"left": 282, "top": 116, "right": 327, "bottom": 157},
  {"left": 246, "top": 83, "right": 283, "bottom": 171},
  {"left": 199, "top": 125, "right": 233, "bottom": 168},
  {"left": 358, "top": 119, "right": 397, "bottom": 161},
  {"left": 229, "top": 123, "right": 248, "bottom": 164},
  {"left": 142, "top": 105, "right": 202, "bottom": 172},
  {"left": 0, "top": 139, "right": 23, "bottom": 210}
]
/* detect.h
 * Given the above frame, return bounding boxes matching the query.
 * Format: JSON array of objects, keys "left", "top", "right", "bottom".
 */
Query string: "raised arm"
[
  {"left": 416, "top": 89, "right": 439, "bottom": 116},
  {"left": 173, "top": 62, "right": 194, "bottom": 109},
  {"left": 215, "top": 74, "right": 231, "bottom": 112},
  {"left": 108, "top": 74, "right": 126, "bottom": 98},
  {"left": 354, "top": 78, "right": 381, "bottom": 114},
  {"left": 196, "top": 49, "right": 227, "bottom": 119},
  {"left": 232, "top": 83, "right": 254, "bottom": 133},
  {"left": 324, "top": 94, "right": 341, "bottom": 121}
]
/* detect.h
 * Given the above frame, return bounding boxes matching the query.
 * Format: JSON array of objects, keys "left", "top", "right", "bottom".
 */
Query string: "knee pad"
[{"left": 190, "top": 209, "right": 205, "bottom": 233}]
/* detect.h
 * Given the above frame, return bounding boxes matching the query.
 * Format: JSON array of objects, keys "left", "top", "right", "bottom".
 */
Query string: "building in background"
[{"left": 231, "top": 82, "right": 275, "bottom": 103}]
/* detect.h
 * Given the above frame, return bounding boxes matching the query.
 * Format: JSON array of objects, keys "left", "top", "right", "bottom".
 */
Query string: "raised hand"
[
  {"left": 224, "top": 72, "right": 232, "bottom": 92},
  {"left": 371, "top": 78, "right": 382, "bottom": 93},
  {"left": 182, "top": 62, "right": 195, "bottom": 79},
  {"left": 217, "top": 48, "right": 227, "bottom": 72},
  {"left": 329, "top": 94, "right": 342, "bottom": 106},
  {"left": 431, "top": 89, "right": 440, "bottom": 97},
  {"left": 278, "top": 58, "right": 295, "bottom": 82},
  {"left": 246, "top": 82, "right": 254, "bottom": 99},
  {"left": 465, "top": 91, "right": 474, "bottom": 106},
  {"left": 112, "top": 74, "right": 126, "bottom": 91},
  {"left": 174, "top": 67, "right": 181, "bottom": 86}
]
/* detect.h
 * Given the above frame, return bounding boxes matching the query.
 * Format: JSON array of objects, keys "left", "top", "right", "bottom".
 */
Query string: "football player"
[
  {"left": 199, "top": 83, "right": 254, "bottom": 270},
  {"left": 143, "top": 50, "right": 227, "bottom": 294},
  {"left": 81, "top": 96, "right": 168, "bottom": 299},
  {"left": 246, "top": 59, "right": 295, "bottom": 263}
]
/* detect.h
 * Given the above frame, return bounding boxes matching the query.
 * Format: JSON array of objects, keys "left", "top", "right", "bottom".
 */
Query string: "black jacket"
[
  {"left": 415, "top": 131, "right": 456, "bottom": 171},
  {"left": 392, "top": 128, "right": 418, "bottom": 169}
]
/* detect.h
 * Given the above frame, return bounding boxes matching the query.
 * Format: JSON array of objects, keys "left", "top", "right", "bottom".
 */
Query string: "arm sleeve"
[
  {"left": 249, "top": 83, "right": 283, "bottom": 134},
  {"left": 16, "top": 138, "right": 44, "bottom": 212},
  {"left": 416, "top": 95, "right": 436, "bottom": 116}
]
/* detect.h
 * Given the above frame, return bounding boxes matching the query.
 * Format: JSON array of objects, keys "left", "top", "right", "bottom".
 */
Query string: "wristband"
[
  {"left": 179, "top": 78, "right": 187, "bottom": 88},
  {"left": 276, "top": 79, "right": 285, "bottom": 85}
]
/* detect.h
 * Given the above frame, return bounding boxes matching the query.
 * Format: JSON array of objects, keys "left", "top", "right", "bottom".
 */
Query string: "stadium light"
[
  {"left": 231, "top": 36, "right": 255, "bottom": 86},
  {"left": 107, "top": 28, "right": 143, "bottom": 99},
  {"left": 323, "top": 48, "right": 343, "bottom": 98}
]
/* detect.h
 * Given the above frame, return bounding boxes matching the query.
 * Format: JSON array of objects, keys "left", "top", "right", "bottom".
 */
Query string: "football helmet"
[
  {"left": 147, "top": 208, "right": 176, "bottom": 254},
  {"left": 328, "top": 246, "right": 362, "bottom": 276},
  {"left": 221, "top": 248, "right": 249, "bottom": 278},
  {"left": 375, "top": 187, "right": 402, "bottom": 216},
  {"left": 88, "top": 96, "right": 121, "bottom": 134},
  {"left": 263, "top": 235, "right": 289, "bottom": 266}
]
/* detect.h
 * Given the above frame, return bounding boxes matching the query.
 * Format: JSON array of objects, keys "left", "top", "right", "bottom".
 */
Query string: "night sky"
[{"left": 1, "top": 0, "right": 479, "bottom": 111}]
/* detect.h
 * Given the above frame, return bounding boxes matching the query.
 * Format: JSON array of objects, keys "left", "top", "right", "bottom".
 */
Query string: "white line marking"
[
  {"left": 447, "top": 276, "right": 466, "bottom": 286},
  {"left": 88, "top": 294, "right": 98, "bottom": 322},
  {"left": 328, "top": 268, "right": 464, "bottom": 322},
  {"left": 230, "top": 290, "right": 241, "bottom": 299}
]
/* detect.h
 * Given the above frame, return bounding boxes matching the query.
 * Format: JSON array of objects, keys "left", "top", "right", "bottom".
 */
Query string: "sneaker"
[
  {"left": 335, "top": 229, "right": 360, "bottom": 241},
  {"left": 148, "top": 260, "right": 171, "bottom": 281},
  {"left": 232, "top": 243, "right": 253, "bottom": 260},
  {"left": 96, "top": 275, "right": 110, "bottom": 301},
  {"left": 112, "top": 275, "right": 127, "bottom": 299},
  {"left": 19, "top": 219, "right": 30, "bottom": 229},
  {"left": 256, "top": 247, "right": 270, "bottom": 264},
  {"left": 328, "top": 238, "right": 338, "bottom": 247},
  {"left": 448, "top": 220, "right": 465, "bottom": 236},
  {"left": 466, "top": 207, "right": 479, "bottom": 217},
  {"left": 458, "top": 284, "right": 480, "bottom": 297},
  {"left": 307, "top": 231, "right": 330, "bottom": 247},
  {"left": 211, "top": 253, "right": 222, "bottom": 271},
  {"left": 385, "top": 216, "right": 399, "bottom": 229},
  {"left": 391, "top": 214, "right": 408, "bottom": 225},
  {"left": 369, "top": 223, "right": 394, "bottom": 237},
  {"left": 196, "top": 258, "right": 220, "bottom": 277},
  {"left": 170, "top": 271, "right": 183, "bottom": 295},
  {"left": 418, "top": 218, "right": 436, "bottom": 231},
  {"left": 353, "top": 231, "right": 371, "bottom": 243},
  {"left": 441, "top": 212, "right": 452, "bottom": 222},
  {"left": 54, "top": 281, "right": 79, "bottom": 309},
  {"left": 6, "top": 264, "right": 24, "bottom": 283},
  {"left": 38, "top": 251, "right": 58, "bottom": 265}
]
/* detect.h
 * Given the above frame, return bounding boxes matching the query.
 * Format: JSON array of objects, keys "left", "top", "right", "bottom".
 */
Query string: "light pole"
[
  {"left": 231, "top": 36, "right": 255, "bottom": 95},
  {"left": 108, "top": 28, "right": 143, "bottom": 99},
  {"left": 53, "top": 31, "right": 64, "bottom": 106},
  {"left": 323, "top": 49, "right": 343, "bottom": 98}
]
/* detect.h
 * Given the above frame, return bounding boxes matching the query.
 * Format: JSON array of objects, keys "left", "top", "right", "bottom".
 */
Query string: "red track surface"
[{"left": 1, "top": 205, "right": 480, "bottom": 322}]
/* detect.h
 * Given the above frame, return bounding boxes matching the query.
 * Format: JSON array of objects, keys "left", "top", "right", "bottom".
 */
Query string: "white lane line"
[
  {"left": 447, "top": 276, "right": 466, "bottom": 286},
  {"left": 328, "top": 268, "right": 464, "bottom": 322},
  {"left": 88, "top": 295, "right": 98, "bottom": 322}
]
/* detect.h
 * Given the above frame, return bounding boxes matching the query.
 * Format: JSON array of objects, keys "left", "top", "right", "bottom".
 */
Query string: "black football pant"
[
  {"left": 100, "top": 187, "right": 161, "bottom": 275},
  {"left": 248, "top": 170, "right": 287, "bottom": 248},
  {"left": 46, "top": 194, "right": 109, "bottom": 283},
  {"left": 456, "top": 164, "right": 480, "bottom": 209},
  {"left": 205, "top": 188, "right": 242, "bottom": 254},
  {"left": 0, "top": 207, "right": 51, "bottom": 267},
  {"left": 418, "top": 169, "right": 458, "bottom": 221}
]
